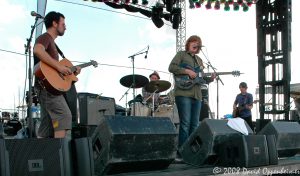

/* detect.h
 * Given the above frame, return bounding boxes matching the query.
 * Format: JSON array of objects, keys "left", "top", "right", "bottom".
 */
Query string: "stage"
[{"left": 111, "top": 156, "right": 300, "bottom": 176}]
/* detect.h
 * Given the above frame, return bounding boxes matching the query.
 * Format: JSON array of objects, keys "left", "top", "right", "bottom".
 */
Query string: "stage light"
[
  {"left": 214, "top": 1, "right": 220, "bottom": 10},
  {"left": 220, "top": 0, "right": 226, "bottom": 3},
  {"left": 132, "top": 0, "right": 138, "bottom": 4},
  {"left": 237, "top": 0, "right": 243, "bottom": 5},
  {"left": 246, "top": 0, "right": 253, "bottom": 6},
  {"left": 228, "top": 0, "right": 234, "bottom": 5},
  {"left": 205, "top": 0, "right": 212, "bottom": 9},
  {"left": 151, "top": 6, "right": 164, "bottom": 28},
  {"left": 142, "top": 0, "right": 148, "bottom": 5},
  {"left": 171, "top": 7, "right": 181, "bottom": 29},
  {"left": 125, "top": 0, "right": 130, "bottom": 4},
  {"left": 163, "top": 0, "right": 175, "bottom": 12},
  {"left": 242, "top": 2, "right": 249, "bottom": 12},
  {"left": 195, "top": 2, "right": 201, "bottom": 8},
  {"left": 224, "top": 1, "right": 230, "bottom": 11},
  {"left": 233, "top": 2, "right": 239, "bottom": 11},
  {"left": 113, "top": 0, "right": 120, "bottom": 3}
]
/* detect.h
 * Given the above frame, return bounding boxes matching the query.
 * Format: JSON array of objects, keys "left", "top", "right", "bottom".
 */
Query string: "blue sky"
[{"left": 1, "top": 0, "right": 299, "bottom": 119}]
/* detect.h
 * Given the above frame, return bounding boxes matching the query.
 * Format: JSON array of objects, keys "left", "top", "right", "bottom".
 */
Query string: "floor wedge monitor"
[
  {"left": 258, "top": 121, "right": 300, "bottom": 157},
  {"left": 91, "top": 115, "right": 178, "bottom": 175},
  {"left": 179, "top": 118, "right": 253, "bottom": 166}
]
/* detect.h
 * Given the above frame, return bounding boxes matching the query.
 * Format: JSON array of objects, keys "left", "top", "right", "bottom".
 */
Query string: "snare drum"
[{"left": 130, "top": 102, "right": 151, "bottom": 116}]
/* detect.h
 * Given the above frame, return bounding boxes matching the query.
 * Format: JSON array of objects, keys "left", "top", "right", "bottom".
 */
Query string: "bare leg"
[{"left": 54, "top": 130, "right": 66, "bottom": 138}]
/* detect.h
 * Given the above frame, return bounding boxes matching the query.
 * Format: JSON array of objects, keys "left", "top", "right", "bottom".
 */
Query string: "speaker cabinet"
[
  {"left": 91, "top": 115, "right": 177, "bottom": 175},
  {"left": 218, "top": 135, "right": 273, "bottom": 167},
  {"left": 73, "top": 137, "right": 94, "bottom": 176},
  {"left": 77, "top": 92, "right": 116, "bottom": 125},
  {"left": 179, "top": 119, "right": 253, "bottom": 166},
  {"left": 0, "top": 138, "right": 72, "bottom": 176},
  {"left": 258, "top": 121, "right": 300, "bottom": 157}
]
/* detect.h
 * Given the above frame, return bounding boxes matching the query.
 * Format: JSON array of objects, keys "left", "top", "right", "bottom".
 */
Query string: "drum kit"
[{"left": 119, "top": 74, "right": 179, "bottom": 123}]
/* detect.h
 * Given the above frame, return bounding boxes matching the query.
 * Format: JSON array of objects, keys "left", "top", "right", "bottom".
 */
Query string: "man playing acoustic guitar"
[
  {"left": 233, "top": 82, "right": 254, "bottom": 130},
  {"left": 33, "top": 11, "right": 81, "bottom": 138}
]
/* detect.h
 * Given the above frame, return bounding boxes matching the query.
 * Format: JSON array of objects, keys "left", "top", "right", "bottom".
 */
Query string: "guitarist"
[
  {"left": 33, "top": 11, "right": 81, "bottom": 139},
  {"left": 168, "top": 35, "right": 215, "bottom": 153},
  {"left": 233, "top": 82, "right": 254, "bottom": 130}
]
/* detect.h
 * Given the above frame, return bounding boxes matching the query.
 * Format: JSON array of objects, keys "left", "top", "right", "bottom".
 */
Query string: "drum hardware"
[
  {"left": 119, "top": 74, "right": 149, "bottom": 116},
  {"left": 126, "top": 46, "right": 149, "bottom": 116},
  {"left": 144, "top": 80, "right": 171, "bottom": 116},
  {"left": 144, "top": 80, "right": 171, "bottom": 93}
]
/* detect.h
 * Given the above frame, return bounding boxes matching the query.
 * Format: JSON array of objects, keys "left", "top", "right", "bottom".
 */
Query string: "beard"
[{"left": 57, "top": 28, "right": 65, "bottom": 36}]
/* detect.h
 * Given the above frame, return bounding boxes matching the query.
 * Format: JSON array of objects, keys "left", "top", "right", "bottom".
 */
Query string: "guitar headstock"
[
  {"left": 232, "top": 70, "right": 241, "bottom": 77},
  {"left": 90, "top": 60, "right": 98, "bottom": 68}
]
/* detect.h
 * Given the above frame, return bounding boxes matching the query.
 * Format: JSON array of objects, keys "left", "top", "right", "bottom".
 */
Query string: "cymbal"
[
  {"left": 120, "top": 74, "right": 149, "bottom": 88},
  {"left": 145, "top": 80, "right": 171, "bottom": 93}
]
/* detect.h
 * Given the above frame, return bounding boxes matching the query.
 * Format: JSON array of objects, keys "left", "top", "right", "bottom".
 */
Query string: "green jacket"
[{"left": 169, "top": 51, "right": 211, "bottom": 100}]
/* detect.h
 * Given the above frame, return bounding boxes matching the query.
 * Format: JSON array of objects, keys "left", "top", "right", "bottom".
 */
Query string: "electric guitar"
[
  {"left": 174, "top": 63, "right": 241, "bottom": 90},
  {"left": 34, "top": 58, "right": 98, "bottom": 94}
]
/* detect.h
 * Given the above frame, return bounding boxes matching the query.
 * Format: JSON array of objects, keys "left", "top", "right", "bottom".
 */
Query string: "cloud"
[{"left": 0, "top": 0, "right": 26, "bottom": 25}]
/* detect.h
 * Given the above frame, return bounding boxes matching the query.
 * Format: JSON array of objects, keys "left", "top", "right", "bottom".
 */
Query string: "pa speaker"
[
  {"left": 73, "top": 137, "right": 94, "bottom": 176},
  {"left": 91, "top": 115, "right": 177, "bottom": 175},
  {"left": 258, "top": 121, "right": 300, "bottom": 157},
  {"left": 179, "top": 119, "right": 253, "bottom": 166},
  {"left": 218, "top": 135, "right": 272, "bottom": 167},
  {"left": 77, "top": 92, "right": 116, "bottom": 125},
  {"left": 0, "top": 138, "right": 72, "bottom": 176}
]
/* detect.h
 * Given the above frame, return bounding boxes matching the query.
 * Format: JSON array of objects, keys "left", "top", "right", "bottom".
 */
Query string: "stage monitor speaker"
[
  {"left": 77, "top": 92, "right": 116, "bottom": 125},
  {"left": 179, "top": 119, "right": 253, "bottom": 166},
  {"left": 258, "top": 121, "right": 300, "bottom": 157},
  {"left": 255, "top": 119, "right": 271, "bottom": 133},
  {"left": 217, "top": 135, "right": 274, "bottom": 167},
  {"left": 0, "top": 138, "right": 72, "bottom": 176},
  {"left": 73, "top": 137, "right": 94, "bottom": 176},
  {"left": 91, "top": 115, "right": 177, "bottom": 175}
]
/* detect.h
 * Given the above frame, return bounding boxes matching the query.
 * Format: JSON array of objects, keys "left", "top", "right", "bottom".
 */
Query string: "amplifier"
[{"left": 77, "top": 92, "right": 115, "bottom": 125}]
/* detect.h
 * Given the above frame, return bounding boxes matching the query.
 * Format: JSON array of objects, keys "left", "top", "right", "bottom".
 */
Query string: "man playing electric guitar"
[
  {"left": 33, "top": 11, "right": 81, "bottom": 139},
  {"left": 233, "top": 82, "right": 254, "bottom": 130}
]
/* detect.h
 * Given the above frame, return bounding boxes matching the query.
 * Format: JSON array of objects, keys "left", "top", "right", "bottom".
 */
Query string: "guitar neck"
[
  {"left": 204, "top": 72, "right": 234, "bottom": 76},
  {"left": 71, "top": 62, "right": 93, "bottom": 72}
]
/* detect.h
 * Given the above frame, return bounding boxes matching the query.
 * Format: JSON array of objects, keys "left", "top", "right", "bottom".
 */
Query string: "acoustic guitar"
[{"left": 34, "top": 58, "right": 97, "bottom": 94}]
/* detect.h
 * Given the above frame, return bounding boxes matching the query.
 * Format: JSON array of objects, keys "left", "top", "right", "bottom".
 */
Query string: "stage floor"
[{"left": 111, "top": 156, "right": 300, "bottom": 176}]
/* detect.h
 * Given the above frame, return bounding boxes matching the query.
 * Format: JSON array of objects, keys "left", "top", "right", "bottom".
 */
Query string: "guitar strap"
[{"left": 55, "top": 44, "right": 66, "bottom": 59}]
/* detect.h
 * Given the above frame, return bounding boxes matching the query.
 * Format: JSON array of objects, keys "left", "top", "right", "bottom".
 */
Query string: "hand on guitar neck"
[{"left": 34, "top": 58, "right": 97, "bottom": 94}]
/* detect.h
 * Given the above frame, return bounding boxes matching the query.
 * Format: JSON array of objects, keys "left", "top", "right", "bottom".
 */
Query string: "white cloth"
[{"left": 227, "top": 117, "right": 249, "bottom": 135}]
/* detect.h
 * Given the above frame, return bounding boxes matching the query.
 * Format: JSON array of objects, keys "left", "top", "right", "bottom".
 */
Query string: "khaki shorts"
[{"left": 37, "top": 87, "right": 72, "bottom": 138}]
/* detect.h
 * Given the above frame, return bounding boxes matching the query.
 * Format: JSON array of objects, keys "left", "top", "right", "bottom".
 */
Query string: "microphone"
[
  {"left": 31, "top": 11, "right": 44, "bottom": 19},
  {"left": 145, "top": 45, "right": 149, "bottom": 59}
]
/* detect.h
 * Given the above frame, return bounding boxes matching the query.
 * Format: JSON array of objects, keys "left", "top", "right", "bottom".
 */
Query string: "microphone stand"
[
  {"left": 127, "top": 46, "right": 148, "bottom": 116},
  {"left": 25, "top": 17, "right": 39, "bottom": 138},
  {"left": 201, "top": 50, "right": 224, "bottom": 119}
]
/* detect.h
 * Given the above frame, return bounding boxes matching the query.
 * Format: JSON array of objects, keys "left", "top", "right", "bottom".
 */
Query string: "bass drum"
[{"left": 154, "top": 104, "right": 179, "bottom": 125}]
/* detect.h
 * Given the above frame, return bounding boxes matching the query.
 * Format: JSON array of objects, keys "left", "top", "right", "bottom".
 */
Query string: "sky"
[{"left": 0, "top": 0, "right": 299, "bottom": 120}]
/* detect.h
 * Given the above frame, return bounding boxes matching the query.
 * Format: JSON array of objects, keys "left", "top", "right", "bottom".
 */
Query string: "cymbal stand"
[
  {"left": 152, "top": 89, "right": 159, "bottom": 116},
  {"left": 119, "top": 84, "right": 133, "bottom": 116},
  {"left": 201, "top": 50, "right": 224, "bottom": 119},
  {"left": 127, "top": 46, "right": 148, "bottom": 116}
]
